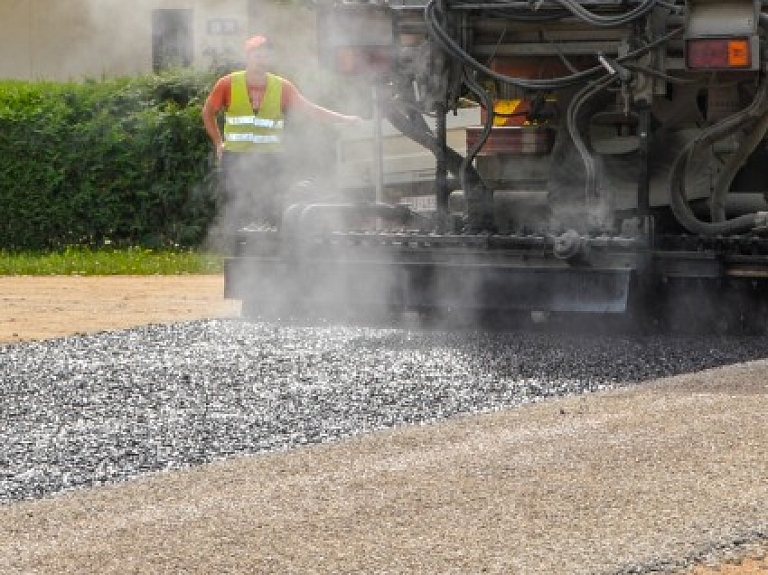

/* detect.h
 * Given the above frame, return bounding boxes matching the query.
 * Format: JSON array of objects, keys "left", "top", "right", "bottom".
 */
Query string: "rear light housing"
[{"left": 686, "top": 37, "right": 754, "bottom": 70}]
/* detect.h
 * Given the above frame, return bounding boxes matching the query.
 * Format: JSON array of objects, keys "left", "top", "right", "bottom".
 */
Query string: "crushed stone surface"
[{"left": 0, "top": 314, "right": 767, "bottom": 574}]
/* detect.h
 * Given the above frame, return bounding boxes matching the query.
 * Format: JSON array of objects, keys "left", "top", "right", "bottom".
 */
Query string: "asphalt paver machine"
[{"left": 225, "top": 0, "right": 768, "bottom": 332}]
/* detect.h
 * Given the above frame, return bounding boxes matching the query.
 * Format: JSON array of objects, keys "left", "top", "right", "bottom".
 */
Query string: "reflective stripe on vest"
[
  {"left": 224, "top": 71, "right": 284, "bottom": 152},
  {"left": 226, "top": 116, "right": 285, "bottom": 129},
  {"left": 226, "top": 133, "right": 282, "bottom": 143}
]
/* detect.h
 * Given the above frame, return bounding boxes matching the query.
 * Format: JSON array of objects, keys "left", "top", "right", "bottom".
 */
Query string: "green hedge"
[{"left": 0, "top": 72, "right": 219, "bottom": 250}]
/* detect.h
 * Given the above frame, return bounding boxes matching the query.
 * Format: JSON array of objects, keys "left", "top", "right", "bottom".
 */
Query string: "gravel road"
[
  {"left": 1, "top": 314, "right": 767, "bottom": 573},
  {"left": 1, "top": 318, "right": 765, "bottom": 503}
]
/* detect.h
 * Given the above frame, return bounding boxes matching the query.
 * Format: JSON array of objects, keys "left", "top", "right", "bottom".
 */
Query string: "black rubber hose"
[
  {"left": 424, "top": 0, "right": 682, "bottom": 92},
  {"left": 565, "top": 75, "right": 616, "bottom": 210},
  {"left": 556, "top": 0, "right": 660, "bottom": 27},
  {"left": 710, "top": 108, "right": 768, "bottom": 222},
  {"left": 383, "top": 101, "right": 488, "bottom": 198},
  {"left": 669, "top": 82, "right": 768, "bottom": 236}
]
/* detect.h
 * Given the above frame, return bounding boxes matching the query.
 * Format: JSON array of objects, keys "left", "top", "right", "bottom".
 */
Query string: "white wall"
[{"left": 0, "top": 0, "right": 303, "bottom": 81}]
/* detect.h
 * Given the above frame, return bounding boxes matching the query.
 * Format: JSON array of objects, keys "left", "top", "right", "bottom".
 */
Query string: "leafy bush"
[{"left": 0, "top": 71, "right": 220, "bottom": 250}]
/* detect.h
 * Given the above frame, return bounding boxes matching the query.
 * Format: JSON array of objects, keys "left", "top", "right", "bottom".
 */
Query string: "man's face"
[{"left": 245, "top": 46, "right": 274, "bottom": 73}]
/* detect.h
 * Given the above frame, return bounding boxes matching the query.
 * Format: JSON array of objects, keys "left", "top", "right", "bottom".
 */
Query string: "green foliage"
[
  {"left": 0, "top": 71, "right": 221, "bottom": 250},
  {"left": 0, "top": 247, "right": 223, "bottom": 275}
]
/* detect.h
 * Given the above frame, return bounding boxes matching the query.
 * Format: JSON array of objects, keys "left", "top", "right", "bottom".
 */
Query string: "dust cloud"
[{"left": 205, "top": 6, "right": 396, "bottom": 324}]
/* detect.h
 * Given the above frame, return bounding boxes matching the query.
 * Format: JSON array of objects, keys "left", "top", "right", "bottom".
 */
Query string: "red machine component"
[{"left": 466, "top": 125, "right": 554, "bottom": 155}]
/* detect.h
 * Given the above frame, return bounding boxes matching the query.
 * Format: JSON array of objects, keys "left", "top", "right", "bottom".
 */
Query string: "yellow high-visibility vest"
[{"left": 224, "top": 71, "right": 284, "bottom": 152}]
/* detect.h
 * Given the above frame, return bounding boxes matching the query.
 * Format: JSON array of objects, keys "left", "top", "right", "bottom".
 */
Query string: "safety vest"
[{"left": 224, "top": 71, "right": 285, "bottom": 153}]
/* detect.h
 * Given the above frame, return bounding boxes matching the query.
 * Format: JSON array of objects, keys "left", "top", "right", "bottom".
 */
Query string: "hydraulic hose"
[
  {"left": 669, "top": 80, "right": 768, "bottom": 236},
  {"left": 424, "top": 0, "right": 602, "bottom": 90},
  {"left": 461, "top": 67, "right": 495, "bottom": 188},
  {"left": 565, "top": 75, "right": 616, "bottom": 209},
  {"left": 710, "top": 105, "right": 768, "bottom": 222},
  {"left": 424, "top": 0, "right": 682, "bottom": 92},
  {"left": 449, "top": 0, "right": 679, "bottom": 23},
  {"left": 383, "top": 101, "right": 487, "bottom": 197},
  {"left": 460, "top": 67, "right": 497, "bottom": 230},
  {"left": 556, "top": 0, "right": 661, "bottom": 27}
]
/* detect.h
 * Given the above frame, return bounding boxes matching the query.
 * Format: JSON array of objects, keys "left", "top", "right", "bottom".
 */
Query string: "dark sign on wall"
[{"left": 207, "top": 18, "right": 239, "bottom": 35}]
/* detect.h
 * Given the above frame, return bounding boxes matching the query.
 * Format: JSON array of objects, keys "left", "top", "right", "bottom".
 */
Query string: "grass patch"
[{"left": 0, "top": 247, "right": 224, "bottom": 276}]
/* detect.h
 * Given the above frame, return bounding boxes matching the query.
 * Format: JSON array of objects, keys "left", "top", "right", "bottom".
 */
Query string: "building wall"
[{"left": 0, "top": 0, "right": 317, "bottom": 81}]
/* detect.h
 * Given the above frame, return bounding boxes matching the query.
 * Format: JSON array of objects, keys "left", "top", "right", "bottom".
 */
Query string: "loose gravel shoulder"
[{"left": 0, "top": 276, "right": 767, "bottom": 574}]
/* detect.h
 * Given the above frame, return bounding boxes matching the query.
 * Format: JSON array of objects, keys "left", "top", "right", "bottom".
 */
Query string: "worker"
[{"left": 202, "top": 34, "right": 361, "bottom": 229}]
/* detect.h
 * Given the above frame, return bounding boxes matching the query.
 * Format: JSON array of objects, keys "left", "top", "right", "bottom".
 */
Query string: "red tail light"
[{"left": 686, "top": 38, "right": 751, "bottom": 70}]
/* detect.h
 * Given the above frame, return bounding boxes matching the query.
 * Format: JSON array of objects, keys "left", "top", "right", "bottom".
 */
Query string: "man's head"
[{"left": 244, "top": 35, "right": 274, "bottom": 75}]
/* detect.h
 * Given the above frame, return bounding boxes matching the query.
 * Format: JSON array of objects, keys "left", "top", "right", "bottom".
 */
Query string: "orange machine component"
[
  {"left": 474, "top": 97, "right": 554, "bottom": 155},
  {"left": 480, "top": 99, "right": 532, "bottom": 127}
]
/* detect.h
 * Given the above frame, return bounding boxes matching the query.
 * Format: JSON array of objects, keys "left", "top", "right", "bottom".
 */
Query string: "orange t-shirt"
[{"left": 205, "top": 73, "right": 300, "bottom": 113}]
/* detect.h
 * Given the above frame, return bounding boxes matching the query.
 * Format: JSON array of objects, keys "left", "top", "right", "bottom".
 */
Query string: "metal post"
[
  {"left": 435, "top": 101, "right": 449, "bottom": 231},
  {"left": 637, "top": 101, "right": 651, "bottom": 218},
  {"left": 636, "top": 100, "right": 655, "bottom": 242},
  {"left": 372, "top": 82, "right": 385, "bottom": 208}
]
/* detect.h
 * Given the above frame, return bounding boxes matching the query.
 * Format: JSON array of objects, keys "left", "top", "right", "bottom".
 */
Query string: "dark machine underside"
[{"left": 225, "top": 0, "right": 768, "bottom": 332}]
